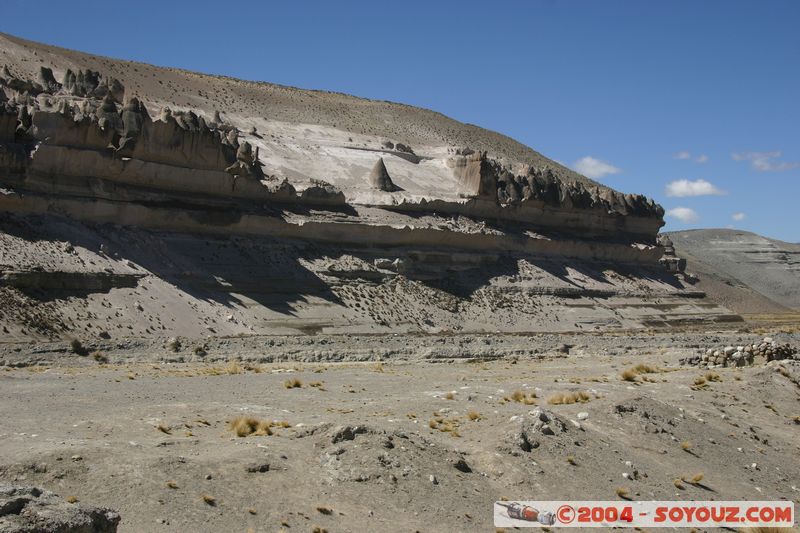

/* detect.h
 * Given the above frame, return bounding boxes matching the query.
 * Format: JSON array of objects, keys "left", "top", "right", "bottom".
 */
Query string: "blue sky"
[{"left": 2, "top": 1, "right": 798, "bottom": 241}]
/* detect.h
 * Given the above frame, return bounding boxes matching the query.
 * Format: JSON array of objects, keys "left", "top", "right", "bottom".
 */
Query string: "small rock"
[
  {"left": 429, "top": 474, "right": 438, "bottom": 485},
  {"left": 577, "top": 412, "right": 589, "bottom": 420},
  {"left": 245, "top": 463, "right": 270, "bottom": 473}
]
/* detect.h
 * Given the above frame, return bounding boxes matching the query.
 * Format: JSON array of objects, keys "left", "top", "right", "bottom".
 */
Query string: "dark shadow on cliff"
[{"left": 0, "top": 213, "right": 345, "bottom": 316}]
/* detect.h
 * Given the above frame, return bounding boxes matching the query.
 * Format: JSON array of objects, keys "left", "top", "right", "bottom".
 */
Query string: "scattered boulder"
[
  {"left": 330, "top": 425, "right": 368, "bottom": 444},
  {"left": 682, "top": 337, "right": 797, "bottom": 368},
  {"left": 512, "top": 408, "right": 569, "bottom": 452}
]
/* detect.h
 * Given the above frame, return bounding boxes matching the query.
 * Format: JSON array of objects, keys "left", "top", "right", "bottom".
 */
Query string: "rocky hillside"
[
  {"left": 668, "top": 229, "right": 800, "bottom": 314},
  {"left": 0, "top": 33, "right": 739, "bottom": 340}
]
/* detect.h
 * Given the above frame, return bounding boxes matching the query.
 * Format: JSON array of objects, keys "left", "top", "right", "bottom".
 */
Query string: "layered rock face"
[{"left": 0, "top": 33, "right": 738, "bottom": 337}]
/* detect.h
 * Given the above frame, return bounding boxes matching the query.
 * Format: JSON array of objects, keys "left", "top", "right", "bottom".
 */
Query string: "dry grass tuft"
[
  {"left": 681, "top": 440, "right": 692, "bottom": 451},
  {"left": 156, "top": 424, "right": 171, "bottom": 435},
  {"left": 508, "top": 390, "right": 537, "bottom": 405},
  {"left": 166, "top": 481, "right": 179, "bottom": 489},
  {"left": 228, "top": 416, "right": 276, "bottom": 437},
  {"left": 91, "top": 351, "right": 108, "bottom": 363},
  {"left": 429, "top": 416, "right": 462, "bottom": 437},
  {"left": 444, "top": 391, "right": 455, "bottom": 400},
  {"left": 248, "top": 508, "right": 257, "bottom": 515},
  {"left": 66, "top": 495, "right": 78, "bottom": 503},
  {"left": 467, "top": 410, "right": 482, "bottom": 421},
  {"left": 316, "top": 506, "right": 334, "bottom": 515},
  {"left": 312, "top": 527, "right": 328, "bottom": 533},
  {"left": 705, "top": 372, "right": 721, "bottom": 382},
  {"left": 566, "top": 456, "right": 577, "bottom": 466},
  {"left": 226, "top": 360, "right": 243, "bottom": 375},
  {"left": 201, "top": 494, "right": 216, "bottom": 506},
  {"left": 284, "top": 378, "right": 303, "bottom": 389},
  {"left": 548, "top": 391, "right": 591, "bottom": 405},
  {"left": 615, "top": 487, "right": 630, "bottom": 500},
  {"left": 683, "top": 472, "right": 704, "bottom": 484},
  {"left": 621, "top": 364, "right": 661, "bottom": 382},
  {"left": 673, "top": 478, "right": 685, "bottom": 490}
]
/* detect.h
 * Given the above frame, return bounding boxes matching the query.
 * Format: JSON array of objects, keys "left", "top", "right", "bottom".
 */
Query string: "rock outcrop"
[
  {"left": 0, "top": 484, "right": 120, "bottom": 532},
  {"left": 368, "top": 157, "right": 397, "bottom": 192},
  {"left": 0, "top": 34, "right": 739, "bottom": 338}
]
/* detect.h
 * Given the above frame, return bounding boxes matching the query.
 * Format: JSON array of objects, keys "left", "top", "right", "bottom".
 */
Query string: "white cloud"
[
  {"left": 673, "top": 151, "right": 709, "bottom": 164},
  {"left": 666, "top": 207, "right": 699, "bottom": 224},
  {"left": 732, "top": 151, "right": 799, "bottom": 172},
  {"left": 732, "top": 212, "right": 746, "bottom": 221},
  {"left": 665, "top": 179, "right": 726, "bottom": 197},
  {"left": 572, "top": 156, "right": 621, "bottom": 179}
]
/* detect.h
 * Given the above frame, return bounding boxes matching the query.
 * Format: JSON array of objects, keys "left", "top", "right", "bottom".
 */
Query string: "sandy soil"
[{"left": 1, "top": 331, "right": 798, "bottom": 532}]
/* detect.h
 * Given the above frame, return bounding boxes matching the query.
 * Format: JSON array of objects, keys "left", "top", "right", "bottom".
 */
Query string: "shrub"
[
  {"left": 547, "top": 391, "right": 591, "bottom": 405},
  {"left": 284, "top": 378, "right": 303, "bottom": 389}
]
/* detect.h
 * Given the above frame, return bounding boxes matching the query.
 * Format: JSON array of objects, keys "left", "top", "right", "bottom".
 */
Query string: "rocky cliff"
[
  {"left": 668, "top": 229, "right": 800, "bottom": 314},
  {"left": 0, "top": 33, "right": 737, "bottom": 339}
]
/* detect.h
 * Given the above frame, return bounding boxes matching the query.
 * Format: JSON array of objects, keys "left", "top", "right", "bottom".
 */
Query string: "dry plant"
[
  {"left": 284, "top": 378, "right": 303, "bottom": 389},
  {"left": 201, "top": 494, "right": 216, "bottom": 506},
  {"left": 467, "top": 410, "right": 482, "bottom": 421},
  {"left": 621, "top": 364, "right": 660, "bottom": 382},
  {"left": 508, "top": 390, "right": 537, "bottom": 405},
  {"left": 429, "top": 415, "right": 462, "bottom": 437},
  {"left": 66, "top": 495, "right": 79, "bottom": 503},
  {"left": 156, "top": 424, "right": 171, "bottom": 435},
  {"left": 682, "top": 472, "right": 704, "bottom": 484},
  {"left": 166, "top": 481, "right": 179, "bottom": 489},
  {"left": 91, "top": 351, "right": 108, "bottom": 363},
  {"left": 681, "top": 440, "right": 692, "bottom": 452},
  {"left": 228, "top": 416, "right": 275, "bottom": 437},
  {"left": 316, "top": 506, "right": 334, "bottom": 515},
  {"left": 548, "top": 391, "right": 591, "bottom": 405},
  {"left": 615, "top": 487, "right": 631, "bottom": 500},
  {"left": 444, "top": 391, "right": 455, "bottom": 400},
  {"left": 566, "top": 456, "right": 577, "bottom": 466}
]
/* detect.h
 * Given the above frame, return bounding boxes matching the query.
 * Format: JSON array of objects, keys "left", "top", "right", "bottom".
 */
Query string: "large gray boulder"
[{"left": 0, "top": 484, "right": 120, "bottom": 532}]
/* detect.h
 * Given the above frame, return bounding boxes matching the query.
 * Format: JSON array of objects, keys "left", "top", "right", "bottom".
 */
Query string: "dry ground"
[{"left": 1, "top": 334, "right": 798, "bottom": 532}]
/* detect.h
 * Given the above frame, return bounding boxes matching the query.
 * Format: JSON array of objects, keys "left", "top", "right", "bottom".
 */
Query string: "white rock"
[{"left": 577, "top": 412, "right": 589, "bottom": 420}]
